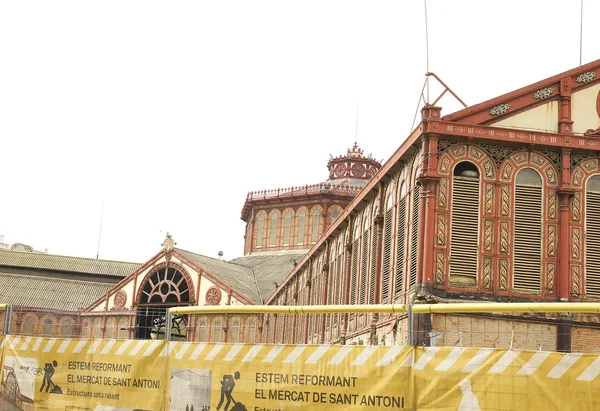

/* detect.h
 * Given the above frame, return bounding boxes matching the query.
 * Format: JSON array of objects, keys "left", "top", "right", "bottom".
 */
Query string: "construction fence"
[{"left": 2, "top": 303, "right": 600, "bottom": 410}]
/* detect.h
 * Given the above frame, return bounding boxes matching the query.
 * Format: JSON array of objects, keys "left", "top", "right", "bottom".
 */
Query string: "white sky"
[{"left": 1, "top": 1, "right": 599, "bottom": 263}]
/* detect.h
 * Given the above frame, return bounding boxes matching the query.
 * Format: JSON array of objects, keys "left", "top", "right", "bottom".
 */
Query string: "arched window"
[
  {"left": 269, "top": 213, "right": 279, "bottom": 247},
  {"left": 43, "top": 319, "right": 53, "bottom": 336},
  {"left": 82, "top": 321, "right": 90, "bottom": 338},
  {"left": 256, "top": 215, "right": 265, "bottom": 248},
  {"left": 396, "top": 182, "right": 408, "bottom": 297},
  {"left": 230, "top": 320, "right": 240, "bottom": 343},
  {"left": 118, "top": 321, "right": 128, "bottom": 339},
  {"left": 283, "top": 212, "right": 292, "bottom": 246},
  {"left": 585, "top": 175, "right": 600, "bottom": 297},
  {"left": 349, "top": 220, "right": 361, "bottom": 318},
  {"left": 382, "top": 196, "right": 394, "bottom": 303},
  {"left": 360, "top": 215, "right": 370, "bottom": 305},
  {"left": 198, "top": 321, "right": 207, "bottom": 342},
  {"left": 213, "top": 321, "right": 222, "bottom": 342},
  {"left": 61, "top": 320, "right": 72, "bottom": 338},
  {"left": 139, "top": 264, "right": 191, "bottom": 305},
  {"left": 450, "top": 162, "right": 480, "bottom": 285},
  {"left": 311, "top": 209, "right": 320, "bottom": 243},
  {"left": 247, "top": 320, "right": 256, "bottom": 343},
  {"left": 106, "top": 321, "right": 115, "bottom": 339},
  {"left": 332, "top": 209, "right": 340, "bottom": 222},
  {"left": 93, "top": 322, "right": 102, "bottom": 338},
  {"left": 297, "top": 211, "right": 306, "bottom": 245},
  {"left": 514, "top": 167, "right": 543, "bottom": 293},
  {"left": 23, "top": 317, "right": 35, "bottom": 335}
]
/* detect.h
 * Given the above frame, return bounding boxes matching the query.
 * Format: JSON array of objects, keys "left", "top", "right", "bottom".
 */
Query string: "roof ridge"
[
  {"left": 0, "top": 248, "right": 141, "bottom": 265},
  {"left": 175, "top": 247, "right": 239, "bottom": 265},
  {"left": 0, "top": 270, "right": 115, "bottom": 285}
]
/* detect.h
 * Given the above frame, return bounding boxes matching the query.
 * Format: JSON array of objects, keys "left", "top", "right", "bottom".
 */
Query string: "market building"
[{"left": 2, "top": 60, "right": 600, "bottom": 352}]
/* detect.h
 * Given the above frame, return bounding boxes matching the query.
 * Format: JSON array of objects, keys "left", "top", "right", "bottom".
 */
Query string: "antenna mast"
[
  {"left": 424, "top": 0, "right": 430, "bottom": 103},
  {"left": 355, "top": 105, "right": 359, "bottom": 145},
  {"left": 96, "top": 202, "right": 104, "bottom": 260},
  {"left": 579, "top": 0, "right": 584, "bottom": 66}
]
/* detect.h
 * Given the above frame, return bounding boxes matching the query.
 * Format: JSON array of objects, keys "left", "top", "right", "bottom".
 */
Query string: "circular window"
[{"left": 205, "top": 286, "right": 222, "bottom": 305}]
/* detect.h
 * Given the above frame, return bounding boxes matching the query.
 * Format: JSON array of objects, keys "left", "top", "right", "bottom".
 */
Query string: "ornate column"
[
  {"left": 341, "top": 217, "right": 354, "bottom": 344},
  {"left": 559, "top": 77, "right": 574, "bottom": 134}
]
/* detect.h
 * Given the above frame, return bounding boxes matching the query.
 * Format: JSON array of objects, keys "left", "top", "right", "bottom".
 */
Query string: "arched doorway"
[{"left": 135, "top": 262, "right": 194, "bottom": 340}]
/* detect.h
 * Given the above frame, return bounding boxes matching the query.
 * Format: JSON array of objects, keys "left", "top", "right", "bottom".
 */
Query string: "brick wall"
[
  {"left": 432, "top": 314, "right": 557, "bottom": 350},
  {"left": 572, "top": 326, "right": 600, "bottom": 353}
]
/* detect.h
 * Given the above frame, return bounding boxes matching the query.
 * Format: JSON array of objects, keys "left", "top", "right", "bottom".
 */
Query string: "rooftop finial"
[
  {"left": 355, "top": 104, "right": 359, "bottom": 146},
  {"left": 162, "top": 233, "right": 176, "bottom": 253}
]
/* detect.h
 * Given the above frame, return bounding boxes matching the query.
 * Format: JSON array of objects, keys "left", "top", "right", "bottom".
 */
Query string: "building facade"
[{"left": 264, "top": 60, "right": 600, "bottom": 351}]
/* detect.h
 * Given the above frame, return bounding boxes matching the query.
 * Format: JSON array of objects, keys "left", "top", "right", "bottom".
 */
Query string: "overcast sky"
[{"left": 1, "top": 1, "right": 599, "bottom": 263}]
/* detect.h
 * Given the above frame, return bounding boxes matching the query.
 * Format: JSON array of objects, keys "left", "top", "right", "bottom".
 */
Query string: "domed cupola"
[{"left": 327, "top": 142, "right": 382, "bottom": 186}]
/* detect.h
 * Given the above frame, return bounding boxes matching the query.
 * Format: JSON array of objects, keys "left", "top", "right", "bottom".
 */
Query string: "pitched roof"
[
  {"left": 0, "top": 249, "right": 141, "bottom": 278},
  {"left": 229, "top": 250, "right": 306, "bottom": 302},
  {"left": 176, "top": 249, "right": 259, "bottom": 303},
  {"left": 0, "top": 271, "right": 114, "bottom": 311},
  {"left": 176, "top": 248, "right": 305, "bottom": 304}
]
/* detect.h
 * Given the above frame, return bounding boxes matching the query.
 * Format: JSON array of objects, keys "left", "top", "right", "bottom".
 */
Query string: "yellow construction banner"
[
  {"left": 412, "top": 346, "right": 600, "bottom": 410},
  {"left": 2, "top": 338, "right": 600, "bottom": 410},
  {"left": 168, "top": 342, "right": 414, "bottom": 411},
  {"left": 0, "top": 335, "right": 167, "bottom": 411}
]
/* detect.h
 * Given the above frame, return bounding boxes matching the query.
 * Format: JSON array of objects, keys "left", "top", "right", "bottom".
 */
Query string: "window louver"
[
  {"left": 350, "top": 239, "right": 359, "bottom": 320},
  {"left": 410, "top": 186, "right": 420, "bottom": 287},
  {"left": 396, "top": 199, "right": 407, "bottom": 296},
  {"left": 513, "top": 185, "right": 542, "bottom": 292},
  {"left": 334, "top": 258, "right": 342, "bottom": 327},
  {"left": 450, "top": 177, "right": 480, "bottom": 280},
  {"left": 360, "top": 234, "right": 368, "bottom": 304},
  {"left": 369, "top": 227, "right": 378, "bottom": 304},
  {"left": 586, "top": 192, "right": 600, "bottom": 297},
  {"left": 382, "top": 209, "right": 393, "bottom": 302},
  {"left": 326, "top": 258, "right": 335, "bottom": 327}
]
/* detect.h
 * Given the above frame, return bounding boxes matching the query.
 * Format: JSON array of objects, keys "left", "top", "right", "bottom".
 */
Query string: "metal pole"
[
  {"left": 407, "top": 304, "right": 413, "bottom": 346},
  {"left": 165, "top": 311, "right": 172, "bottom": 341},
  {"left": 3, "top": 305, "right": 12, "bottom": 335}
]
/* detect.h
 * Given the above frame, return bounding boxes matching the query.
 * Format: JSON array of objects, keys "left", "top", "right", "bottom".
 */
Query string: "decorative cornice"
[
  {"left": 575, "top": 71, "right": 596, "bottom": 84},
  {"left": 489, "top": 103, "right": 510, "bottom": 116},
  {"left": 533, "top": 87, "right": 554, "bottom": 99}
]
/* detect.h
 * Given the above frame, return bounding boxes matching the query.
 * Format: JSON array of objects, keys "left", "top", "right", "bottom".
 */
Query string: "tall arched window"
[
  {"left": 311, "top": 209, "right": 320, "bottom": 243},
  {"left": 23, "top": 317, "right": 35, "bottom": 335},
  {"left": 360, "top": 216, "right": 370, "bottom": 305},
  {"left": 409, "top": 183, "right": 420, "bottom": 288},
  {"left": 349, "top": 223, "right": 360, "bottom": 319},
  {"left": 118, "top": 321, "right": 128, "bottom": 339},
  {"left": 297, "top": 211, "right": 306, "bottom": 245},
  {"left": 283, "top": 212, "right": 292, "bottom": 246},
  {"left": 106, "top": 321, "right": 115, "bottom": 339},
  {"left": 396, "top": 182, "right": 407, "bottom": 297},
  {"left": 332, "top": 209, "right": 340, "bottom": 222},
  {"left": 82, "top": 321, "right": 90, "bottom": 338},
  {"left": 247, "top": 320, "right": 256, "bottom": 343},
  {"left": 230, "top": 320, "right": 240, "bottom": 343},
  {"left": 43, "top": 319, "right": 53, "bottom": 336},
  {"left": 382, "top": 195, "right": 394, "bottom": 303},
  {"left": 256, "top": 215, "right": 265, "bottom": 248},
  {"left": 61, "top": 321, "right": 72, "bottom": 337},
  {"left": 514, "top": 167, "right": 543, "bottom": 293},
  {"left": 585, "top": 175, "right": 600, "bottom": 297},
  {"left": 198, "top": 321, "right": 207, "bottom": 342},
  {"left": 93, "top": 322, "right": 102, "bottom": 338},
  {"left": 450, "top": 162, "right": 480, "bottom": 285},
  {"left": 213, "top": 321, "right": 222, "bottom": 342},
  {"left": 269, "top": 213, "right": 279, "bottom": 247}
]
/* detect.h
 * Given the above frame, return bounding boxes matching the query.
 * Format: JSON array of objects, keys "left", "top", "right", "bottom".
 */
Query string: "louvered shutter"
[
  {"left": 360, "top": 234, "right": 368, "bottom": 304},
  {"left": 450, "top": 177, "right": 480, "bottom": 280},
  {"left": 586, "top": 191, "right": 600, "bottom": 297},
  {"left": 410, "top": 186, "right": 420, "bottom": 287},
  {"left": 382, "top": 209, "right": 393, "bottom": 302},
  {"left": 369, "top": 227, "right": 378, "bottom": 304},
  {"left": 350, "top": 239, "right": 359, "bottom": 320},
  {"left": 396, "top": 198, "right": 407, "bottom": 296},
  {"left": 513, "top": 184, "right": 542, "bottom": 292}
]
